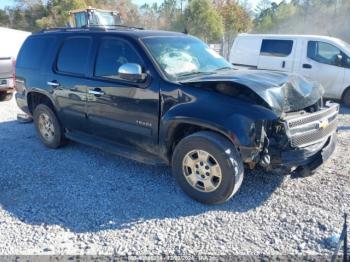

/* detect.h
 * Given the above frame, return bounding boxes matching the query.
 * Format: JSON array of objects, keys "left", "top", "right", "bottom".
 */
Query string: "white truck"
[
  {"left": 0, "top": 27, "right": 30, "bottom": 101},
  {"left": 229, "top": 34, "right": 350, "bottom": 107}
]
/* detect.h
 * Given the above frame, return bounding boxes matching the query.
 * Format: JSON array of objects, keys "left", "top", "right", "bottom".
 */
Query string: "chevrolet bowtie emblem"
[{"left": 318, "top": 119, "right": 329, "bottom": 129}]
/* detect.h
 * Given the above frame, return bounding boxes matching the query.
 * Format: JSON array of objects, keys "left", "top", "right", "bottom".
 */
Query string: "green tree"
[
  {"left": 139, "top": 3, "right": 159, "bottom": 29},
  {"left": 115, "top": 0, "right": 140, "bottom": 26},
  {"left": 182, "top": 0, "right": 224, "bottom": 42},
  {"left": 158, "top": 0, "right": 178, "bottom": 30},
  {"left": 215, "top": 0, "right": 252, "bottom": 57},
  {"left": 253, "top": 1, "right": 297, "bottom": 33},
  {"left": 0, "top": 9, "right": 10, "bottom": 27},
  {"left": 36, "top": 0, "right": 86, "bottom": 28}
]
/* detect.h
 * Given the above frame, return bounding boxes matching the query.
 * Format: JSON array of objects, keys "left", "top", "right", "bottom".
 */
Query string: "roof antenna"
[{"left": 183, "top": 27, "right": 188, "bottom": 34}]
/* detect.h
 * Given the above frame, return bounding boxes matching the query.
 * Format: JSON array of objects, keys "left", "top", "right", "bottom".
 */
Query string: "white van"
[{"left": 229, "top": 34, "right": 350, "bottom": 106}]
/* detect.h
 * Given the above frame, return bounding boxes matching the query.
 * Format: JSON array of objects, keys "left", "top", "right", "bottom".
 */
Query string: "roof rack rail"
[
  {"left": 83, "top": 24, "right": 144, "bottom": 30},
  {"left": 38, "top": 25, "right": 144, "bottom": 33}
]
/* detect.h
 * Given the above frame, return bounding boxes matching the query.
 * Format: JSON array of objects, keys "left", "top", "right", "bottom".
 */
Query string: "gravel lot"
[{"left": 0, "top": 96, "right": 349, "bottom": 257}]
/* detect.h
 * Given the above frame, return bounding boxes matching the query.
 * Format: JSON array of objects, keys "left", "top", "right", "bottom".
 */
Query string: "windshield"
[{"left": 142, "top": 36, "right": 233, "bottom": 81}]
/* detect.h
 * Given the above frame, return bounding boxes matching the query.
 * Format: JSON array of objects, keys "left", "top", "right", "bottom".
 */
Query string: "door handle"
[
  {"left": 47, "top": 81, "right": 60, "bottom": 87},
  {"left": 88, "top": 88, "right": 105, "bottom": 96},
  {"left": 303, "top": 63, "right": 312, "bottom": 69},
  {"left": 281, "top": 61, "right": 286, "bottom": 68}
]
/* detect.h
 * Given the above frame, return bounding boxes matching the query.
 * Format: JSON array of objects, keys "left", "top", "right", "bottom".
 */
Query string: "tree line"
[
  {"left": 0, "top": 0, "right": 350, "bottom": 54},
  {"left": 254, "top": 0, "right": 350, "bottom": 43}
]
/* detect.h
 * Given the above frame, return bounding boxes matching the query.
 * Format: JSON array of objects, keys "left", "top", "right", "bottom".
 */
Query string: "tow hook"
[{"left": 259, "top": 148, "right": 271, "bottom": 168}]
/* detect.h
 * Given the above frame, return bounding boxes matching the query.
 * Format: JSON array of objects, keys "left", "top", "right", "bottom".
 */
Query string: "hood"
[{"left": 182, "top": 70, "right": 324, "bottom": 116}]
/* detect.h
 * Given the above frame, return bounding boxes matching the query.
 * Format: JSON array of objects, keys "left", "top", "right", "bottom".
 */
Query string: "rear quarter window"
[
  {"left": 17, "top": 36, "right": 55, "bottom": 70},
  {"left": 56, "top": 37, "right": 92, "bottom": 76},
  {"left": 260, "top": 39, "right": 293, "bottom": 57}
]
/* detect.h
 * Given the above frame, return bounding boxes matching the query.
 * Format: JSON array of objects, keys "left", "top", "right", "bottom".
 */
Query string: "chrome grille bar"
[{"left": 284, "top": 103, "right": 339, "bottom": 148}]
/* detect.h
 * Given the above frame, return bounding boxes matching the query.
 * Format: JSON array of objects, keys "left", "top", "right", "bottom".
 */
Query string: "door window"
[
  {"left": 17, "top": 37, "right": 55, "bottom": 70},
  {"left": 307, "top": 41, "right": 343, "bottom": 66},
  {"left": 57, "top": 37, "right": 92, "bottom": 75},
  {"left": 94, "top": 38, "right": 143, "bottom": 80},
  {"left": 260, "top": 39, "right": 293, "bottom": 57}
]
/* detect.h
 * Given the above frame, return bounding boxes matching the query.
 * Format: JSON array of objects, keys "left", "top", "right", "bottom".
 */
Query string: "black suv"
[{"left": 15, "top": 27, "right": 339, "bottom": 204}]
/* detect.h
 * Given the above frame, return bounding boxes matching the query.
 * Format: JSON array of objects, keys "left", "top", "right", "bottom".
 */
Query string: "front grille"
[
  {"left": 287, "top": 105, "right": 338, "bottom": 128},
  {"left": 284, "top": 103, "right": 339, "bottom": 148},
  {"left": 290, "top": 119, "right": 337, "bottom": 147}
]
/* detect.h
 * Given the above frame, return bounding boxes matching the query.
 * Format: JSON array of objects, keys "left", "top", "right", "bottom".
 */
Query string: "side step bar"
[{"left": 65, "top": 131, "right": 169, "bottom": 166}]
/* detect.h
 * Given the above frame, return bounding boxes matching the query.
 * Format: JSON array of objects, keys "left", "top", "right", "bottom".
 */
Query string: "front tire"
[
  {"left": 33, "top": 104, "right": 66, "bottom": 149},
  {"left": 172, "top": 131, "right": 244, "bottom": 204}
]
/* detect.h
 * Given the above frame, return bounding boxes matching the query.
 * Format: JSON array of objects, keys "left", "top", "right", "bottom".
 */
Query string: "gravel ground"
[{"left": 0, "top": 96, "right": 349, "bottom": 257}]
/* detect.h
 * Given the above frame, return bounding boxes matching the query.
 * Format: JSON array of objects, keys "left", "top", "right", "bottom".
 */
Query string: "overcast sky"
[{"left": 0, "top": 0, "right": 283, "bottom": 9}]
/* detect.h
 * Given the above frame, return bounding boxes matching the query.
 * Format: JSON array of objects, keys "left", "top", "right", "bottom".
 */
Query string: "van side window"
[
  {"left": 307, "top": 41, "right": 343, "bottom": 67},
  {"left": 260, "top": 39, "right": 293, "bottom": 57},
  {"left": 94, "top": 38, "right": 143, "bottom": 80},
  {"left": 17, "top": 37, "right": 55, "bottom": 70},
  {"left": 57, "top": 37, "right": 92, "bottom": 75}
]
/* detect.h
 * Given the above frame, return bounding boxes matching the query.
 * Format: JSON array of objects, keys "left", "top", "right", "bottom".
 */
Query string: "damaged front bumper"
[
  {"left": 280, "top": 132, "right": 336, "bottom": 171},
  {"left": 241, "top": 102, "right": 339, "bottom": 173},
  {"left": 271, "top": 102, "right": 339, "bottom": 172}
]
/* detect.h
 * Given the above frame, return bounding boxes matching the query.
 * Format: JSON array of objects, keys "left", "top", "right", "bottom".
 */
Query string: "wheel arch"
[
  {"left": 27, "top": 91, "right": 57, "bottom": 115},
  {"left": 160, "top": 118, "right": 240, "bottom": 161},
  {"left": 341, "top": 85, "right": 350, "bottom": 100}
]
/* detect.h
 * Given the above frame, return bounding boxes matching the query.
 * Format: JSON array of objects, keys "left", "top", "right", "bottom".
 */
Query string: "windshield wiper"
[
  {"left": 177, "top": 71, "right": 214, "bottom": 78},
  {"left": 215, "top": 66, "right": 234, "bottom": 71}
]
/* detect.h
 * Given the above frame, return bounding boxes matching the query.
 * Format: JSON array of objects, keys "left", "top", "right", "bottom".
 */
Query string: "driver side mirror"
[
  {"left": 118, "top": 63, "right": 147, "bottom": 82},
  {"left": 335, "top": 54, "right": 343, "bottom": 66}
]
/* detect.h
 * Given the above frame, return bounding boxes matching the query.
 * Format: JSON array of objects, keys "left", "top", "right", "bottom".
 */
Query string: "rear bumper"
[
  {"left": 279, "top": 132, "right": 336, "bottom": 171},
  {"left": 15, "top": 91, "right": 30, "bottom": 114},
  {"left": 0, "top": 78, "right": 15, "bottom": 89}
]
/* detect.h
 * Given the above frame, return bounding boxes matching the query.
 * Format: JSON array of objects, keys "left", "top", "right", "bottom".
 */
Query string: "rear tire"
[
  {"left": 343, "top": 88, "right": 350, "bottom": 108},
  {"left": 33, "top": 104, "right": 66, "bottom": 149},
  {"left": 172, "top": 131, "right": 244, "bottom": 204}
]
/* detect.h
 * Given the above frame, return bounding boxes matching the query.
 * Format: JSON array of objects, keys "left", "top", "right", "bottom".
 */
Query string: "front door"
[
  {"left": 86, "top": 37, "right": 159, "bottom": 151},
  {"left": 300, "top": 40, "right": 345, "bottom": 98}
]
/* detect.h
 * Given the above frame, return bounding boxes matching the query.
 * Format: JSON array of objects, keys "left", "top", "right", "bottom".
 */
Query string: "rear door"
[
  {"left": 47, "top": 35, "right": 93, "bottom": 132},
  {"left": 300, "top": 40, "right": 345, "bottom": 98},
  {"left": 86, "top": 36, "right": 160, "bottom": 150},
  {"left": 258, "top": 39, "right": 295, "bottom": 72}
]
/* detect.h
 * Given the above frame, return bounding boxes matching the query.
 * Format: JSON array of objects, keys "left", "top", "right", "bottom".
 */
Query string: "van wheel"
[
  {"left": 0, "top": 92, "right": 13, "bottom": 102},
  {"left": 172, "top": 131, "right": 244, "bottom": 204},
  {"left": 343, "top": 88, "right": 350, "bottom": 108},
  {"left": 33, "top": 104, "right": 66, "bottom": 149}
]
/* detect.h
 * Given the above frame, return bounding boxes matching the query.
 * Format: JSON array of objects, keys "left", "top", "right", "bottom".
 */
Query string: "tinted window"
[
  {"left": 260, "top": 39, "right": 293, "bottom": 57},
  {"left": 57, "top": 37, "right": 92, "bottom": 75},
  {"left": 94, "top": 38, "right": 143, "bottom": 80},
  {"left": 17, "top": 37, "right": 54, "bottom": 70},
  {"left": 307, "top": 41, "right": 342, "bottom": 66}
]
